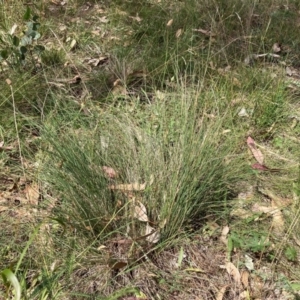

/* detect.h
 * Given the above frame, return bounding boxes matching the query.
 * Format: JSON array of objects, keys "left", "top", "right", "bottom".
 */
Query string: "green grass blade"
[{"left": 1, "top": 269, "right": 21, "bottom": 300}]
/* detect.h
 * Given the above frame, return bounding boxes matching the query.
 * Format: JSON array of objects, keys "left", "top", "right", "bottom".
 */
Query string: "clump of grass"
[{"left": 41, "top": 82, "right": 249, "bottom": 247}]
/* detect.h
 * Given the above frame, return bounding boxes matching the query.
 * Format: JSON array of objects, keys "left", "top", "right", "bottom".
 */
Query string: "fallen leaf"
[
  {"left": 102, "top": 166, "right": 118, "bottom": 179},
  {"left": 238, "top": 107, "right": 249, "bottom": 117},
  {"left": 258, "top": 187, "right": 292, "bottom": 208},
  {"left": 24, "top": 182, "right": 39, "bottom": 205},
  {"left": 241, "top": 270, "right": 250, "bottom": 287},
  {"left": 145, "top": 223, "right": 160, "bottom": 243},
  {"left": 247, "top": 136, "right": 264, "bottom": 165},
  {"left": 129, "top": 14, "right": 142, "bottom": 22},
  {"left": 175, "top": 28, "right": 183, "bottom": 38},
  {"left": 220, "top": 225, "right": 230, "bottom": 245},
  {"left": 134, "top": 201, "right": 148, "bottom": 222},
  {"left": 251, "top": 163, "right": 280, "bottom": 172},
  {"left": 272, "top": 43, "right": 281, "bottom": 53},
  {"left": 97, "top": 245, "right": 107, "bottom": 251},
  {"left": 192, "top": 28, "right": 216, "bottom": 37},
  {"left": 224, "top": 262, "right": 241, "bottom": 285},
  {"left": 232, "top": 77, "right": 241, "bottom": 87},
  {"left": 252, "top": 202, "right": 285, "bottom": 235},
  {"left": 0, "top": 206, "right": 9, "bottom": 212},
  {"left": 99, "top": 16, "right": 109, "bottom": 23},
  {"left": 271, "top": 207, "right": 285, "bottom": 235},
  {"left": 244, "top": 255, "right": 254, "bottom": 271},
  {"left": 286, "top": 66, "right": 293, "bottom": 76},
  {"left": 70, "top": 39, "right": 77, "bottom": 50},
  {"left": 216, "top": 285, "right": 229, "bottom": 300},
  {"left": 239, "top": 290, "right": 250, "bottom": 299},
  {"left": 155, "top": 90, "right": 166, "bottom": 100},
  {"left": 10, "top": 24, "right": 18, "bottom": 35},
  {"left": 109, "top": 260, "right": 127, "bottom": 270},
  {"left": 166, "top": 19, "right": 173, "bottom": 27},
  {"left": 230, "top": 208, "right": 253, "bottom": 219}
]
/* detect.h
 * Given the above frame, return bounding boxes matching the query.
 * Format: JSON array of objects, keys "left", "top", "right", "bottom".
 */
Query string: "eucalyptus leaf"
[
  {"left": 23, "top": 6, "right": 31, "bottom": 21},
  {"left": 20, "top": 36, "right": 32, "bottom": 46},
  {"left": 13, "top": 36, "right": 19, "bottom": 47},
  {"left": 32, "top": 22, "right": 40, "bottom": 31},
  {"left": 20, "top": 46, "right": 27, "bottom": 54},
  {"left": 33, "top": 32, "right": 41, "bottom": 40},
  {"left": 0, "top": 49, "right": 9, "bottom": 59}
]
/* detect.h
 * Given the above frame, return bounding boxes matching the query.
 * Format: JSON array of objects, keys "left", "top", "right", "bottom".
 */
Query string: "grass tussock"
[{"left": 42, "top": 86, "right": 249, "bottom": 243}]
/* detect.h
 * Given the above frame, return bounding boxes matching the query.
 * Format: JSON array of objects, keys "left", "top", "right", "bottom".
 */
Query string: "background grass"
[{"left": 1, "top": 0, "right": 300, "bottom": 299}]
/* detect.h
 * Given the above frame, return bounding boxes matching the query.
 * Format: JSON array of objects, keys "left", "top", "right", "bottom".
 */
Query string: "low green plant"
[
  {"left": 0, "top": 7, "right": 44, "bottom": 70},
  {"left": 228, "top": 230, "right": 271, "bottom": 255},
  {"left": 284, "top": 246, "right": 297, "bottom": 262}
]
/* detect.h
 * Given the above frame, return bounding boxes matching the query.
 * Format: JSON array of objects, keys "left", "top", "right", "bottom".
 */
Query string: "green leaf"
[
  {"left": 32, "top": 22, "right": 40, "bottom": 32},
  {"left": 13, "top": 36, "right": 19, "bottom": 47},
  {"left": 23, "top": 7, "right": 31, "bottom": 21},
  {"left": 1, "top": 269, "right": 21, "bottom": 300},
  {"left": 20, "top": 36, "right": 32, "bottom": 46},
  {"left": 32, "top": 32, "right": 41, "bottom": 40},
  {"left": 20, "top": 46, "right": 27, "bottom": 54},
  {"left": 32, "top": 15, "right": 39, "bottom": 22},
  {"left": 0, "top": 49, "right": 9, "bottom": 59},
  {"left": 20, "top": 53, "right": 26, "bottom": 61},
  {"left": 227, "top": 235, "right": 233, "bottom": 261},
  {"left": 33, "top": 45, "right": 45, "bottom": 53},
  {"left": 284, "top": 246, "right": 297, "bottom": 262},
  {"left": 290, "top": 283, "right": 300, "bottom": 291}
]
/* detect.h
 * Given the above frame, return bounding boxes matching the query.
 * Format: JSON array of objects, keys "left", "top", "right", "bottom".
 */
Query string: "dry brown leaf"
[
  {"left": 70, "top": 39, "right": 77, "bottom": 50},
  {"left": 252, "top": 202, "right": 285, "bottom": 235},
  {"left": 258, "top": 187, "right": 292, "bottom": 208},
  {"left": 24, "top": 182, "right": 39, "bottom": 205},
  {"left": 230, "top": 208, "right": 253, "bottom": 219},
  {"left": 271, "top": 207, "right": 284, "bottom": 235},
  {"left": 239, "top": 290, "right": 250, "bottom": 299},
  {"left": 272, "top": 42, "right": 281, "bottom": 53},
  {"left": 175, "top": 28, "right": 183, "bottom": 38},
  {"left": 232, "top": 77, "right": 241, "bottom": 87},
  {"left": 129, "top": 14, "right": 142, "bottom": 22},
  {"left": 102, "top": 166, "right": 118, "bottom": 179},
  {"left": 286, "top": 66, "right": 293, "bottom": 76},
  {"left": 99, "top": 16, "right": 109, "bottom": 23},
  {"left": 109, "top": 182, "right": 146, "bottom": 191},
  {"left": 145, "top": 223, "right": 160, "bottom": 243},
  {"left": 0, "top": 206, "right": 9, "bottom": 212},
  {"left": 220, "top": 225, "right": 230, "bottom": 245},
  {"left": 166, "top": 19, "right": 173, "bottom": 27},
  {"left": 193, "top": 28, "right": 216, "bottom": 37},
  {"left": 247, "top": 136, "right": 264, "bottom": 165},
  {"left": 109, "top": 261, "right": 127, "bottom": 270},
  {"left": 225, "top": 262, "right": 241, "bottom": 285},
  {"left": 216, "top": 285, "right": 229, "bottom": 300},
  {"left": 241, "top": 270, "right": 249, "bottom": 288},
  {"left": 134, "top": 201, "right": 148, "bottom": 222}
]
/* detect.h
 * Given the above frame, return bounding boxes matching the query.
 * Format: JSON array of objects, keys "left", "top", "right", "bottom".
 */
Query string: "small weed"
[
  {"left": 0, "top": 7, "right": 44, "bottom": 71},
  {"left": 284, "top": 246, "right": 297, "bottom": 262}
]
